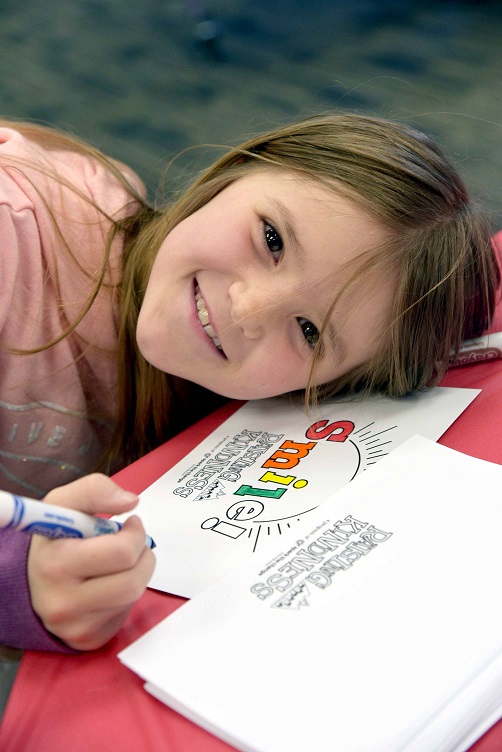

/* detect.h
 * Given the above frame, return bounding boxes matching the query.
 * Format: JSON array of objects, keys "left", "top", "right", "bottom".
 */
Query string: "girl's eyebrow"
[{"left": 268, "top": 197, "right": 305, "bottom": 265}]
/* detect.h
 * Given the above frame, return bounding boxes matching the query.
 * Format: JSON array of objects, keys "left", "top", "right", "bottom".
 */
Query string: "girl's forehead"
[
  {"left": 231, "top": 165, "right": 331, "bottom": 192},
  {"left": 233, "top": 167, "right": 388, "bottom": 249},
  {"left": 228, "top": 166, "right": 372, "bottom": 224}
]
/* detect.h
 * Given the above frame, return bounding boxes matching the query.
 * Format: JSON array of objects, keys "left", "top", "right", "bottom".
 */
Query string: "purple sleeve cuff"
[{"left": 0, "top": 530, "right": 77, "bottom": 653}]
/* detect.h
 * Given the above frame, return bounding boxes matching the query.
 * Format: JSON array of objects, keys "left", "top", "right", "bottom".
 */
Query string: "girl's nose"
[{"left": 228, "top": 280, "right": 274, "bottom": 340}]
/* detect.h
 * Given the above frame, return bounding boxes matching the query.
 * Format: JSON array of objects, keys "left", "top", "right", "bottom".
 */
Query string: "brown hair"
[{"left": 3, "top": 114, "right": 500, "bottom": 469}]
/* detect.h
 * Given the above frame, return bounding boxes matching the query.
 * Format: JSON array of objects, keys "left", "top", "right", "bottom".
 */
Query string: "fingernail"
[{"left": 114, "top": 489, "right": 138, "bottom": 504}]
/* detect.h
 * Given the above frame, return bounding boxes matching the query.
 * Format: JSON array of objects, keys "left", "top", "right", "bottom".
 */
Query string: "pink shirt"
[
  {"left": 0, "top": 127, "right": 140, "bottom": 497},
  {"left": 0, "top": 128, "right": 140, "bottom": 651}
]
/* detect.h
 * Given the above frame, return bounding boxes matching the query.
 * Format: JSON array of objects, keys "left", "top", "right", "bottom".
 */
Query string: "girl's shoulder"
[
  {"left": 0, "top": 124, "right": 145, "bottom": 218},
  {"left": 0, "top": 125, "right": 142, "bottom": 343}
]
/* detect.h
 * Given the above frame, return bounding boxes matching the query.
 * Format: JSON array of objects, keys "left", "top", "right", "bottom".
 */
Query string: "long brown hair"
[{"left": 4, "top": 114, "right": 500, "bottom": 469}]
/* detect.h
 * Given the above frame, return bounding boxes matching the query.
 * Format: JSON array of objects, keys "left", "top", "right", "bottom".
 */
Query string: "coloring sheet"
[
  {"left": 116, "top": 387, "right": 479, "bottom": 597},
  {"left": 119, "top": 436, "right": 502, "bottom": 752}
]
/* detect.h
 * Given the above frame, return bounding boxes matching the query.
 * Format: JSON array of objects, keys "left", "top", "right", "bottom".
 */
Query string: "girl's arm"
[{"left": 26, "top": 474, "right": 155, "bottom": 651}]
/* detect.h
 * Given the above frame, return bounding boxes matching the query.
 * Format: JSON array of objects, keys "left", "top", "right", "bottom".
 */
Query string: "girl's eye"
[
  {"left": 263, "top": 222, "right": 283, "bottom": 263},
  {"left": 297, "top": 317, "right": 319, "bottom": 349}
]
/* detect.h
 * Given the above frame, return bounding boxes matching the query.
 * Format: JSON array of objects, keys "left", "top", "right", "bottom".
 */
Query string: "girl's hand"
[{"left": 27, "top": 474, "right": 155, "bottom": 651}]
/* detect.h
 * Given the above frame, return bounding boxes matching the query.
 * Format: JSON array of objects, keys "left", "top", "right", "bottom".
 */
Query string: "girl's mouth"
[{"left": 195, "top": 283, "right": 225, "bottom": 354}]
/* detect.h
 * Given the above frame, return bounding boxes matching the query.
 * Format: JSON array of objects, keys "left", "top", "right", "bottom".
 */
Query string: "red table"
[{"left": 2, "top": 347, "right": 502, "bottom": 751}]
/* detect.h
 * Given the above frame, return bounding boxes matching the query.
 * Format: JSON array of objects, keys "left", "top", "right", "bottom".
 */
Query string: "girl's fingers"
[
  {"left": 43, "top": 473, "right": 139, "bottom": 517},
  {"left": 44, "top": 550, "right": 155, "bottom": 650},
  {"left": 76, "top": 545, "right": 156, "bottom": 613},
  {"left": 30, "top": 537, "right": 155, "bottom": 650},
  {"left": 48, "top": 601, "right": 139, "bottom": 652},
  {"left": 27, "top": 474, "right": 155, "bottom": 651},
  {"left": 33, "top": 515, "right": 153, "bottom": 580}
]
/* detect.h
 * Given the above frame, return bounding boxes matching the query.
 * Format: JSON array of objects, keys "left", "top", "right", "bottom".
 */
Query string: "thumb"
[{"left": 43, "top": 473, "right": 139, "bottom": 517}]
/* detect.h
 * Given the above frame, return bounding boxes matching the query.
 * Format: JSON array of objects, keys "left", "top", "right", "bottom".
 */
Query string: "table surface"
[{"left": 2, "top": 359, "right": 502, "bottom": 751}]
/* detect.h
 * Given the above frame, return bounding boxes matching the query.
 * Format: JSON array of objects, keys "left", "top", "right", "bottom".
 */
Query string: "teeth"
[
  {"left": 198, "top": 309, "right": 210, "bottom": 326},
  {"left": 195, "top": 284, "right": 223, "bottom": 352}
]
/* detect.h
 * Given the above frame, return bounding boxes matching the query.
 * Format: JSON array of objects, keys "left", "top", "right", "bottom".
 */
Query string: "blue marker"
[{"left": 0, "top": 490, "right": 156, "bottom": 549}]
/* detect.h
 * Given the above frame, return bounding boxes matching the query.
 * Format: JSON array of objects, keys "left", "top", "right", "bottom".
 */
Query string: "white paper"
[
  {"left": 116, "top": 387, "right": 479, "bottom": 597},
  {"left": 120, "top": 436, "right": 502, "bottom": 752}
]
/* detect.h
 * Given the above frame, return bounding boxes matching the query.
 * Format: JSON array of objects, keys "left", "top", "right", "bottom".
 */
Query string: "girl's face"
[{"left": 136, "top": 169, "right": 394, "bottom": 400}]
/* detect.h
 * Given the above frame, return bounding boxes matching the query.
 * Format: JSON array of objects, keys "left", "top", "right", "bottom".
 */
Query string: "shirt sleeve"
[{"left": 0, "top": 530, "right": 77, "bottom": 653}]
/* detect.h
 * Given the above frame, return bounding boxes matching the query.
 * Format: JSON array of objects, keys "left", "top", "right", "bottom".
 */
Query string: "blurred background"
[{"left": 0, "top": 0, "right": 501, "bottom": 228}]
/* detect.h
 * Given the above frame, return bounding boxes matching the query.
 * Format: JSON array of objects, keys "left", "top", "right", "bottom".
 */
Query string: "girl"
[{"left": 0, "top": 113, "right": 499, "bottom": 652}]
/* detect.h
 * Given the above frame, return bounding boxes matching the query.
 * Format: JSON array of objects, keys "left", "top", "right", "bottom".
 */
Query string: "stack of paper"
[{"left": 120, "top": 436, "right": 502, "bottom": 752}]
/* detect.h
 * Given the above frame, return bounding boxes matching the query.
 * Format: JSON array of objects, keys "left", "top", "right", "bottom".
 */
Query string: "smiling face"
[{"left": 136, "top": 169, "right": 395, "bottom": 400}]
